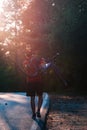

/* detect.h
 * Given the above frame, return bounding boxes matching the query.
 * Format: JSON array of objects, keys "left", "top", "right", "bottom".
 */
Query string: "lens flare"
[{"left": 0, "top": 1, "right": 4, "bottom": 18}]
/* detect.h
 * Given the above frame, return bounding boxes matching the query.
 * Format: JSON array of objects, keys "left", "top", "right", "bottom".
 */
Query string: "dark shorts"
[{"left": 26, "top": 82, "right": 43, "bottom": 96}]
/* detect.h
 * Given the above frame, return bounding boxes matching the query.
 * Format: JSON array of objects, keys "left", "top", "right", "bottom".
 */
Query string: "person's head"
[{"left": 25, "top": 50, "right": 32, "bottom": 58}]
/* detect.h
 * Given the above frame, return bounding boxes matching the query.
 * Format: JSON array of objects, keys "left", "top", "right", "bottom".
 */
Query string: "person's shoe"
[
  {"left": 32, "top": 113, "right": 36, "bottom": 120},
  {"left": 36, "top": 111, "right": 41, "bottom": 118}
]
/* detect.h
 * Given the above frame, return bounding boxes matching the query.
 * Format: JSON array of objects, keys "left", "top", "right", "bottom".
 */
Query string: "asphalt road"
[{"left": 0, "top": 92, "right": 49, "bottom": 130}]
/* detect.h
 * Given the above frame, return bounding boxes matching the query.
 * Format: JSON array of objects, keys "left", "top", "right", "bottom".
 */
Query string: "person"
[
  {"left": 23, "top": 50, "right": 68, "bottom": 120},
  {"left": 23, "top": 50, "right": 44, "bottom": 120}
]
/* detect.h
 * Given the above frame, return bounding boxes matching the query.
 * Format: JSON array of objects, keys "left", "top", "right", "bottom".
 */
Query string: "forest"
[{"left": 0, "top": 0, "right": 87, "bottom": 94}]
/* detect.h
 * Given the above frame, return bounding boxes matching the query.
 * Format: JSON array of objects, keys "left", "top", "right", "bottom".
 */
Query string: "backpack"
[{"left": 26, "top": 55, "right": 41, "bottom": 77}]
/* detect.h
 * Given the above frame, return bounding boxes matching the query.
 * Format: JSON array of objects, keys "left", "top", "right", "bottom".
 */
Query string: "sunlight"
[
  {"left": 0, "top": 93, "right": 27, "bottom": 103},
  {"left": 0, "top": 0, "right": 32, "bottom": 32},
  {"left": 0, "top": 0, "right": 34, "bottom": 68},
  {"left": 5, "top": 51, "right": 10, "bottom": 56},
  {"left": 0, "top": 1, "right": 3, "bottom": 12},
  {"left": 1, "top": 48, "right": 4, "bottom": 51}
]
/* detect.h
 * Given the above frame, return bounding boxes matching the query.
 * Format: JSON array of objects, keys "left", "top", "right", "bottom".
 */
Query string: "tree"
[
  {"left": 0, "top": 0, "right": 31, "bottom": 90},
  {"left": 0, "top": 0, "right": 31, "bottom": 67}
]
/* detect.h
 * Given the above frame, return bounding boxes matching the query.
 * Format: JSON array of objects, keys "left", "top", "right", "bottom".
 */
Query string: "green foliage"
[{"left": 0, "top": 63, "right": 24, "bottom": 92}]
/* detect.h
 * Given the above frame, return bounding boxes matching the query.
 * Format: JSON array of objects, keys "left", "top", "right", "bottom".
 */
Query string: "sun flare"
[{"left": 0, "top": 0, "right": 4, "bottom": 13}]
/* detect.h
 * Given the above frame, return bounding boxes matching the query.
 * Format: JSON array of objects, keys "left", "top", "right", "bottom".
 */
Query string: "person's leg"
[
  {"left": 36, "top": 82, "right": 43, "bottom": 118},
  {"left": 27, "top": 82, "right": 36, "bottom": 118},
  {"left": 37, "top": 95, "right": 43, "bottom": 117},
  {"left": 31, "top": 96, "right": 36, "bottom": 118},
  {"left": 38, "top": 95, "right": 43, "bottom": 112}
]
